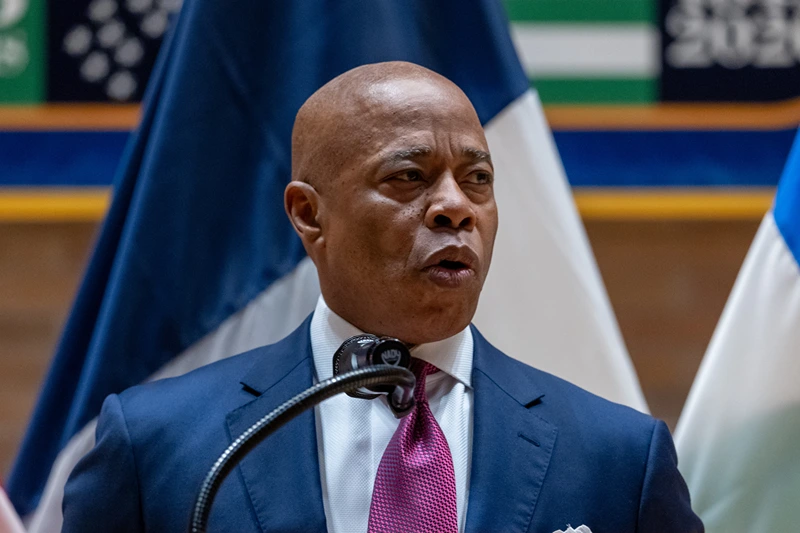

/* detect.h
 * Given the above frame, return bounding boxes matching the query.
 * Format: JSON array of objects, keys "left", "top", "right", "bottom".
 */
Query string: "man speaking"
[{"left": 62, "top": 62, "right": 702, "bottom": 532}]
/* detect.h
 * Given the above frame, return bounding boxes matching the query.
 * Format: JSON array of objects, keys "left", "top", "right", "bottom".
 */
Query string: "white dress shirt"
[{"left": 310, "top": 296, "right": 474, "bottom": 533}]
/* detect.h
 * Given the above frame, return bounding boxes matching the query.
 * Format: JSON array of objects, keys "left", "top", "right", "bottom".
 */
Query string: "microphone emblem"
[{"left": 380, "top": 348, "right": 402, "bottom": 366}]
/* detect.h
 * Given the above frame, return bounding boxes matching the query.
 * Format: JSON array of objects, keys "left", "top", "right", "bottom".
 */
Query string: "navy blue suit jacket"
[{"left": 62, "top": 317, "right": 703, "bottom": 532}]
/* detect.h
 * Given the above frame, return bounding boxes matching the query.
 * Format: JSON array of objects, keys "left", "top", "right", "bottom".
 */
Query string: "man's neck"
[{"left": 309, "top": 296, "right": 473, "bottom": 387}]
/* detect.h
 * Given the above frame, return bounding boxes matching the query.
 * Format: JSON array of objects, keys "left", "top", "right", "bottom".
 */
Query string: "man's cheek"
[{"left": 369, "top": 223, "right": 409, "bottom": 257}]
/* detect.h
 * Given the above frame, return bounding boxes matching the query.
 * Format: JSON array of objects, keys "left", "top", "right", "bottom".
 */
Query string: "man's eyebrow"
[
  {"left": 463, "top": 147, "right": 493, "bottom": 168},
  {"left": 385, "top": 145, "right": 433, "bottom": 162}
]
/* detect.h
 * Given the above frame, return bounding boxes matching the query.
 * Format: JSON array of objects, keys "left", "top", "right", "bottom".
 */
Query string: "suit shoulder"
[{"left": 480, "top": 340, "right": 663, "bottom": 486}]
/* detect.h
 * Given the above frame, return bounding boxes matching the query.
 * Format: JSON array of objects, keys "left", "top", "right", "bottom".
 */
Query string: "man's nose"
[{"left": 424, "top": 174, "right": 476, "bottom": 231}]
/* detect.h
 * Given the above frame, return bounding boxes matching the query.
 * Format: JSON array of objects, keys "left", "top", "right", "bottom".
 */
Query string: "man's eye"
[
  {"left": 393, "top": 170, "right": 424, "bottom": 182},
  {"left": 467, "top": 171, "right": 493, "bottom": 185}
]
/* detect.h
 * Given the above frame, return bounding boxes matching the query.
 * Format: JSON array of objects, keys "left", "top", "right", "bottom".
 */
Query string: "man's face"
[{"left": 314, "top": 77, "right": 498, "bottom": 344}]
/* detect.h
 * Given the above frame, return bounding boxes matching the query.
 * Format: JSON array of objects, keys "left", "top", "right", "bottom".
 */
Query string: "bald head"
[{"left": 291, "top": 62, "right": 481, "bottom": 189}]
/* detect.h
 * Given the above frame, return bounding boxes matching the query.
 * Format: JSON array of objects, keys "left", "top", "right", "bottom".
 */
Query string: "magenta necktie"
[{"left": 367, "top": 359, "right": 459, "bottom": 533}]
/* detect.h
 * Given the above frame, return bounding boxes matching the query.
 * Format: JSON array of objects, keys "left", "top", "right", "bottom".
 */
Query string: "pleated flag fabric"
[
  {"left": 8, "top": 1, "right": 646, "bottom": 529},
  {"left": 675, "top": 130, "right": 800, "bottom": 531}
]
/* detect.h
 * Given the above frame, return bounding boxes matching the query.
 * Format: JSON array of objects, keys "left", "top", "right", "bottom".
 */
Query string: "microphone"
[{"left": 332, "top": 334, "right": 415, "bottom": 417}]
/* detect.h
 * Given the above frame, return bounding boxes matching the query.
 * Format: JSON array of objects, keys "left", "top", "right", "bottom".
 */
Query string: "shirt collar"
[{"left": 310, "top": 296, "right": 473, "bottom": 388}]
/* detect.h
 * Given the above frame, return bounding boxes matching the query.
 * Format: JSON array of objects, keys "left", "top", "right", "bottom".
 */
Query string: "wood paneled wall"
[
  {"left": 586, "top": 220, "right": 759, "bottom": 428},
  {"left": 0, "top": 219, "right": 760, "bottom": 477},
  {"left": 0, "top": 223, "right": 97, "bottom": 478}
]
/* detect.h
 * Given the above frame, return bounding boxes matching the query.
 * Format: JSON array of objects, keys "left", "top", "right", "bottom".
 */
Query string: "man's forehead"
[
  {"left": 350, "top": 84, "right": 483, "bottom": 143},
  {"left": 361, "top": 92, "right": 490, "bottom": 162},
  {"left": 358, "top": 76, "right": 476, "bottom": 120}
]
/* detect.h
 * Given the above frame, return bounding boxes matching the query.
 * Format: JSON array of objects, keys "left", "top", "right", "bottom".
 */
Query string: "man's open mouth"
[{"left": 437, "top": 259, "right": 469, "bottom": 271}]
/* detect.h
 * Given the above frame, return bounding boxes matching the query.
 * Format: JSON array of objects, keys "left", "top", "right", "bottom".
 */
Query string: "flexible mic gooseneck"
[{"left": 189, "top": 364, "right": 416, "bottom": 533}]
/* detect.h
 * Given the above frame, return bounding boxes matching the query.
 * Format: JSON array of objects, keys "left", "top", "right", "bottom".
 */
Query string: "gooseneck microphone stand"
[{"left": 189, "top": 365, "right": 416, "bottom": 533}]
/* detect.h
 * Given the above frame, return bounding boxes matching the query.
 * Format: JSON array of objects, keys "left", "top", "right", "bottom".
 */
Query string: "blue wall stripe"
[
  {"left": 0, "top": 131, "right": 130, "bottom": 187},
  {"left": 0, "top": 129, "right": 795, "bottom": 188},
  {"left": 556, "top": 130, "right": 795, "bottom": 187}
]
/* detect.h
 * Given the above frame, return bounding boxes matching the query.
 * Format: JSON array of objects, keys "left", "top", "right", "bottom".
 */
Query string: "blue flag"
[
  {"left": 10, "top": 0, "right": 644, "bottom": 526},
  {"left": 775, "top": 132, "right": 800, "bottom": 256}
]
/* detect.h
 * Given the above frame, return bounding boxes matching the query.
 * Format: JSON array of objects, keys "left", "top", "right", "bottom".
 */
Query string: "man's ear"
[{"left": 284, "top": 181, "right": 323, "bottom": 247}]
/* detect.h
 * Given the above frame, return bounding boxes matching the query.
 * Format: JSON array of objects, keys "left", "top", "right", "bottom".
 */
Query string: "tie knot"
[{"left": 410, "top": 358, "right": 439, "bottom": 402}]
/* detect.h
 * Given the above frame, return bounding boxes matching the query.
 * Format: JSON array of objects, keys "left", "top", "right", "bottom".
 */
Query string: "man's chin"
[{"left": 387, "top": 306, "right": 476, "bottom": 345}]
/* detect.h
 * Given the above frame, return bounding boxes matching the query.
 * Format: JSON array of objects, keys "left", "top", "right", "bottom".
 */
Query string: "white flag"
[{"left": 675, "top": 131, "right": 800, "bottom": 531}]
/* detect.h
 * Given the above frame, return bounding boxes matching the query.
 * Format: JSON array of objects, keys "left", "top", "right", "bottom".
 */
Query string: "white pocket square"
[{"left": 554, "top": 526, "right": 592, "bottom": 533}]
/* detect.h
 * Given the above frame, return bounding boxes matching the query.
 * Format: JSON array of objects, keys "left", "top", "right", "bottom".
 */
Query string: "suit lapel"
[
  {"left": 465, "top": 326, "right": 558, "bottom": 533},
  {"left": 225, "top": 317, "right": 327, "bottom": 533}
]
